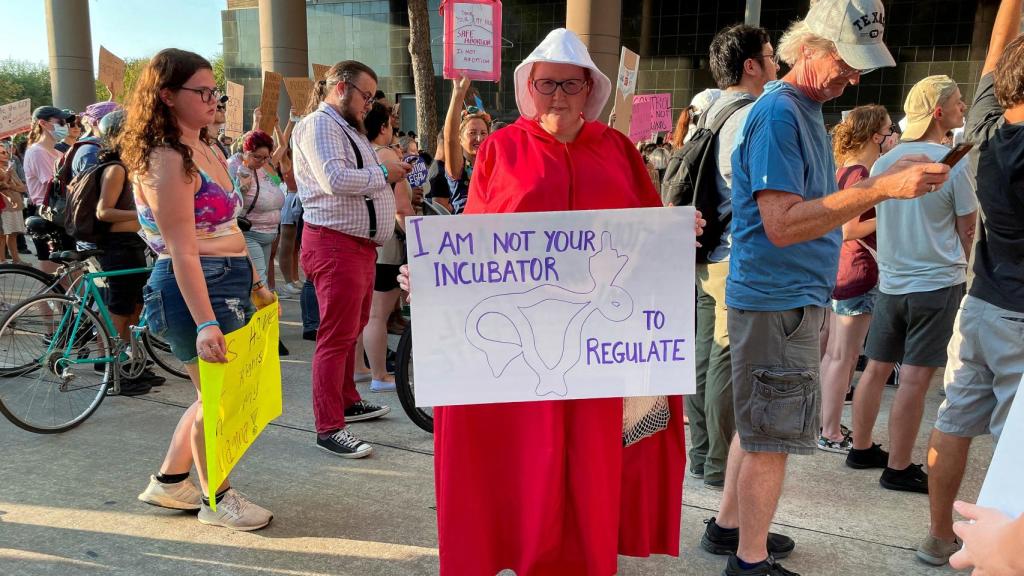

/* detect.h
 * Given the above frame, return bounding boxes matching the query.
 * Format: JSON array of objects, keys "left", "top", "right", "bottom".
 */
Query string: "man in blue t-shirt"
[{"left": 710, "top": 1, "right": 951, "bottom": 575}]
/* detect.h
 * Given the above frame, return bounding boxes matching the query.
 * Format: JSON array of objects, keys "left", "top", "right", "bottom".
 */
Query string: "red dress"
[{"left": 434, "top": 117, "right": 686, "bottom": 575}]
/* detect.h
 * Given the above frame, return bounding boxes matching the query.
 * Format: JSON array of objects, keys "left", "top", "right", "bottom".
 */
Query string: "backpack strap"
[{"left": 707, "top": 97, "right": 754, "bottom": 136}]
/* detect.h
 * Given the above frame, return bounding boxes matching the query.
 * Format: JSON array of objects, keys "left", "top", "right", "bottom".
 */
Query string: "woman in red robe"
[{"left": 421, "top": 28, "right": 698, "bottom": 575}]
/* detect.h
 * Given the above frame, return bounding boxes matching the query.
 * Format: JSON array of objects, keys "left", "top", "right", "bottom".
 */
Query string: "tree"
[
  {"left": 210, "top": 53, "right": 226, "bottom": 91},
  {"left": 0, "top": 60, "right": 52, "bottom": 109},
  {"left": 408, "top": 0, "right": 438, "bottom": 155}
]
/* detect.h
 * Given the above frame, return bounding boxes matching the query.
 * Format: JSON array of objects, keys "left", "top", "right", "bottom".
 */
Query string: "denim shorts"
[
  {"left": 142, "top": 256, "right": 255, "bottom": 363},
  {"left": 280, "top": 192, "right": 303, "bottom": 226},
  {"left": 832, "top": 287, "right": 878, "bottom": 317}
]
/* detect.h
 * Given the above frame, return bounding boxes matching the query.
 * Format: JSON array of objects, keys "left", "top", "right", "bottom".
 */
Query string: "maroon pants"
[{"left": 301, "top": 224, "right": 376, "bottom": 433}]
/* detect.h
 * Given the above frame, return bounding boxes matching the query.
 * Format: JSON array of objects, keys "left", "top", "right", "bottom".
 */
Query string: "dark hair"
[
  {"left": 364, "top": 101, "right": 393, "bottom": 141},
  {"left": 121, "top": 48, "right": 213, "bottom": 177},
  {"left": 709, "top": 24, "right": 771, "bottom": 89},
  {"left": 996, "top": 35, "right": 1024, "bottom": 109},
  {"left": 374, "top": 90, "right": 386, "bottom": 101},
  {"left": 243, "top": 130, "right": 274, "bottom": 152},
  {"left": 308, "top": 60, "right": 378, "bottom": 115}
]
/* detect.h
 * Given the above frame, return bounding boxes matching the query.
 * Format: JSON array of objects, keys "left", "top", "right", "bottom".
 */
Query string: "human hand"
[
  {"left": 950, "top": 501, "right": 1022, "bottom": 575},
  {"left": 454, "top": 75, "right": 472, "bottom": 95},
  {"left": 398, "top": 264, "right": 411, "bottom": 303},
  {"left": 665, "top": 204, "right": 707, "bottom": 247},
  {"left": 876, "top": 154, "right": 950, "bottom": 200},
  {"left": 196, "top": 325, "right": 228, "bottom": 363},
  {"left": 382, "top": 159, "right": 412, "bottom": 184},
  {"left": 251, "top": 286, "right": 276, "bottom": 309},
  {"left": 411, "top": 187, "right": 424, "bottom": 206}
]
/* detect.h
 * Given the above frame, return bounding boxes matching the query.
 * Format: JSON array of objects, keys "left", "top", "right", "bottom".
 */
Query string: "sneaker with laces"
[
  {"left": 916, "top": 534, "right": 962, "bottom": 566},
  {"left": 701, "top": 517, "right": 795, "bottom": 560},
  {"left": 816, "top": 434, "right": 852, "bottom": 453},
  {"left": 880, "top": 463, "right": 929, "bottom": 493},
  {"left": 197, "top": 489, "right": 273, "bottom": 531},
  {"left": 317, "top": 428, "right": 373, "bottom": 459},
  {"left": 344, "top": 400, "right": 390, "bottom": 423},
  {"left": 138, "top": 475, "right": 202, "bottom": 510},
  {"left": 845, "top": 443, "right": 889, "bottom": 469},
  {"left": 722, "top": 554, "right": 800, "bottom": 575}
]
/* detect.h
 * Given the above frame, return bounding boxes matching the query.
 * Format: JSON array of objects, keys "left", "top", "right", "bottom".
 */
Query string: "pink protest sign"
[
  {"left": 442, "top": 0, "right": 502, "bottom": 82},
  {"left": 628, "top": 93, "right": 672, "bottom": 143}
]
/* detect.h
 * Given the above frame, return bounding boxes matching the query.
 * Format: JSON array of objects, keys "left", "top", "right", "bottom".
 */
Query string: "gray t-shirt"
[
  {"left": 701, "top": 90, "right": 755, "bottom": 262},
  {"left": 870, "top": 141, "right": 978, "bottom": 295}
]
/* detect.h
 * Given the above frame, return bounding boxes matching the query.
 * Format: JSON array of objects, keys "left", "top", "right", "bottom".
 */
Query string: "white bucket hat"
[{"left": 514, "top": 28, "right": 612, "bottom": 121}]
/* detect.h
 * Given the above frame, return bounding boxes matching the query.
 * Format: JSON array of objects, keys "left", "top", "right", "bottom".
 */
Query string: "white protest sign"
[
  {"left": 443, "top": 0, "right": 502, "bottom": 82},
  {"left": 976, "top": 374, "right": 1024, "bottom": 519},
  {"left": 0, "top": 99, "right": 32, "bottom": 139},
  {"left": 407, "top": 208, "right": 696, "bottom": 407}
]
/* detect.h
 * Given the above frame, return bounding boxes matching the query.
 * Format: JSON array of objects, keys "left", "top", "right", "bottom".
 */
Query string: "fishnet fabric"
[{"left": 622, "top": 395, "right": 671, "bottom": 447}]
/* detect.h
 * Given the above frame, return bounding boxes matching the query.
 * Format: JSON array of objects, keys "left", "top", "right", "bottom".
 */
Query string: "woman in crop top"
[{"left": 121, "top": 49, "right": 275, "bottom": 531}]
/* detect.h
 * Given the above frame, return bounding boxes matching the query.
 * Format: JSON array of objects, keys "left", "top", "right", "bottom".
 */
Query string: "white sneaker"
[
  {"left": 279, "top": 284, "right": 301, "bottom": 297},
  {"left": 138, "top": 475, "right": 202, "bottom": 511},
  {"left": 289, "top": 280, "right": 304, "bottom": 291},
  {"left": 197, "top": 488, "right": 273, "bottom": 531}
]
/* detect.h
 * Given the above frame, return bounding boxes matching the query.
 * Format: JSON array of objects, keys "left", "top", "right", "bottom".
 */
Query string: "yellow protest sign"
[{"left": 200, "top": 301, "right": 281, "bottom": 511}]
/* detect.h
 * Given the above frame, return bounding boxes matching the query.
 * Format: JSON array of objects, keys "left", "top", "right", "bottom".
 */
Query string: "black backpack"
[
  {"left": 662, "top": 98, "right": 753, "bottom": 262},
  {"left": 65, "top": 160, "right": 121, "bottom": 243},
  {"left": 41, "top": 140, "right": 93, "bottom": 228}
]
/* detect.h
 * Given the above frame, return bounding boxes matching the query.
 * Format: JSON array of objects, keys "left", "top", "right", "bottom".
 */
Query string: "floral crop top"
[{"left": 134, "top": 167, "right": 243, "bottom": 255}]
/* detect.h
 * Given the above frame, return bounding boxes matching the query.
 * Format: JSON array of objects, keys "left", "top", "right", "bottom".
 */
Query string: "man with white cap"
[
  {"left": 421, "top": 28, "right": 700, "bottom": 575},
  {"left": 716, "top": 0, "right": 951, "bottom": 574},
  {"left": 847, "top": 75, "right": 977, "bottom": 496}
]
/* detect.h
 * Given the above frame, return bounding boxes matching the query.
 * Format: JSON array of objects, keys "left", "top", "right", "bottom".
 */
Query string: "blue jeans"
[
  {"left": 143, "top": 256, "right": 255, "bottom": 363},
  {"left": 300, "top": 278, "right": 319, "bottom": 333}
]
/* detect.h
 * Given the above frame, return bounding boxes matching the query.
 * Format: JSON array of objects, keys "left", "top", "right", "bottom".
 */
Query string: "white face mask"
[{"left": 51, "top": 124, "right": 69, "bottom": 140}]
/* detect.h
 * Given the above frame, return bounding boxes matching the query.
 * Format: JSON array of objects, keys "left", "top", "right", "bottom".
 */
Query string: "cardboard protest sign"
[
  {"left": 976, "top": 374, "right": 1024, "bottom": 520},
  {"left": 200, "top": 301, "right": 281, "bottom": 511},
  {"left": 225, "top": 81, "right": 245, "bottom": 138},
  {"left": 257, "top": 71, "right": 283, "bottom": 134},
  {"left": 283, "top": 77, "right": 313, "bottom": 115},
  {"left": 612, "top": 47, "right": 640, "bottom": 134},
  {"left": 0, "top": 99, "right": 32, "bottom": 139},
  {"left": 407, "top": 207, "right": 697, "bottom": 407},
  {"left": 405, "top": 154, "right": 428, "bottom": 189},
  {"left": 98, "top": 46, "right": 126, "bottom": 97},
  {"left": 443, "top": 0, "right": 502, "bottom": 82},
  {"left": 312, "top": 63, "right": 332, "bottom": 82},
  {"left": 629, "top": 93, "right": 671, "bottom": 143}
]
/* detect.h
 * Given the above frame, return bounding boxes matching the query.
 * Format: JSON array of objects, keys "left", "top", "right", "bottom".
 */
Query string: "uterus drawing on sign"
[{"left": 465, "top": 232, "right": 634, "bottom": 397}]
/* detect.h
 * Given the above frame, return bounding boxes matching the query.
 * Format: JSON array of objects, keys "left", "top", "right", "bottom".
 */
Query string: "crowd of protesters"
[{"left": 2, "top": 0, "right": 1022, "bottom": 573}]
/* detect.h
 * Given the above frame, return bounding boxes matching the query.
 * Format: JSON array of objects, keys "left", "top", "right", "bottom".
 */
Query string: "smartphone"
[{"left": 941, "top": 142, "right": 974, "bottom": 167}]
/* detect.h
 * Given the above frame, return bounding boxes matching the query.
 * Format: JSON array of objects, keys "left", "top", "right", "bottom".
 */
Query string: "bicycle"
[{"left": 0, "top": 249, "right": 184, "bottom": 433}]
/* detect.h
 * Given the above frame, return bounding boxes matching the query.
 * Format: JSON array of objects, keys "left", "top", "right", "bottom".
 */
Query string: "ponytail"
[
  {"left": 670, "top": 106, "right": 693, "bottom": 149},
  {"left": 305, "top": 79, "right": 328, "bottom": 116}
]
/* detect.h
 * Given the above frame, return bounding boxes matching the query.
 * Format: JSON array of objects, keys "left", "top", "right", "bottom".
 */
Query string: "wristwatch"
[{"left": 252, "top": 280, "right": 266, "bottom": 291}]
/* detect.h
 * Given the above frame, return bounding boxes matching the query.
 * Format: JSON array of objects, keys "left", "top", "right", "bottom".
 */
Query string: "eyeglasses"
[
  {"left": 532, "top": 78, "right": 588, "bottom": 96},
  {"left": 758, "top": 52, "right": 780, "bottom": 66},
  {"left": 829, "top": 52, "right": 874, "bottom": 77},
  {"left": 248, "top": 153, "right": 270, "bottom": 162},
  {"left": 345, "top": 81, "right": 375, "bottom": 106},
  {"left": 179, "top": 86, "right": 222, "bottom": 104}
]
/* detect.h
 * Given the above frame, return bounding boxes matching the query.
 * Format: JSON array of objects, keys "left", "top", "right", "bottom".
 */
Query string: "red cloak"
[{"left": 434, "top": 117, "right": 686, "bottom": 576}]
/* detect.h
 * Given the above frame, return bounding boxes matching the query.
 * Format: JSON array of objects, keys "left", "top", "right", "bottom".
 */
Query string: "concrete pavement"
[{"left": 0, "top": 294, "right": 990, "bottom": 575}]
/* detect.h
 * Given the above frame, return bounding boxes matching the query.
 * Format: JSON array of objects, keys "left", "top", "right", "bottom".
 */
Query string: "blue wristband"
[
  {"left": 196, "top": 320, "right": 221, "bottom": 335},
  {"left": 379, "top": 162, "right": 389, "bottom": 181}
]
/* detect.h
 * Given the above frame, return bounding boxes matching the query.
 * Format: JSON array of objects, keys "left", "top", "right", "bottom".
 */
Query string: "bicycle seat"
[{"left": 49, "top": 249, "right": 105, "bottom": 264}]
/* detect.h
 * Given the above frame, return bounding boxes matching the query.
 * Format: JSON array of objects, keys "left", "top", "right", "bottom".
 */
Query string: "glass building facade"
[{"left": 222, "top": 0, "right": 999, "bottom": 132}]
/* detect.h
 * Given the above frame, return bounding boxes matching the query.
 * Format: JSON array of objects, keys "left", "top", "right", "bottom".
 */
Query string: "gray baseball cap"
[{"left": 805, "top": 0, "right": 896, "bottom": 72}]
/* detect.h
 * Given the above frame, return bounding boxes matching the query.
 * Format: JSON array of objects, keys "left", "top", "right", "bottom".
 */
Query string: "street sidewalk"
[{"left": 0, "top": 295, "right": 987, "bottom": 575}]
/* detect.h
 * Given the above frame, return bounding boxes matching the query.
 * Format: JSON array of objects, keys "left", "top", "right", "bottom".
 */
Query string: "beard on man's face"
[{"left": 340, "top": 93, "right": 366, "bottom": 134}]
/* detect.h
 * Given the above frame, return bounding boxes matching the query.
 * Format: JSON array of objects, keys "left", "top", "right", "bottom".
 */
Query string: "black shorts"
[
  {"left": 374, "top": 263, "right": 401, "bottom": 292},
  {"left": 864, "top": 283, "right": 966, "bottom": 367},
  {"left": 97, "top": 233, "right": 150, "bottom": 316}
]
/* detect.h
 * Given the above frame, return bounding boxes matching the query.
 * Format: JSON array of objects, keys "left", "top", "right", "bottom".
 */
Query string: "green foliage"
[
  {"left": 211, "top": 53, "right": 225, "bottom": 91},
  {"left": 0, "top": 60, "right": 52, "bottom": 108}
]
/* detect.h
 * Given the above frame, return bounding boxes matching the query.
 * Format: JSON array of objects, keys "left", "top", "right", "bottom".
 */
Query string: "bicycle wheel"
[
  {"left": 395, "top": 326, "right": 433, "bottom": 434},
  {"left": 142, "top": 330, "right": 189, "bottom": 380},
  {"left": 0, "top": 294, "right": 115, "bottom": 433},
  {"left": 0, "top": 263, "right": 57, "bottom": 319}
]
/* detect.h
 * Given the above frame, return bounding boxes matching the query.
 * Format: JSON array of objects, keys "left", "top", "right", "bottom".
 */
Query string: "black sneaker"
[
  {"left": 316, "top": 428, "right": 373, "bottom": 459},
  {"left": 722, "top": 554, "right": 800, "bottom": 575},
  {"left": 881, "top": 464, "right": 929, "bottom": 494},
  {"left": 846, "top": 443, "right": 889, "bottom": 469},
  {"left": 278, "top": 340, "right": 290, "bottom": 357},
  {"left": 302, "top": 330, "right": 317, "bottom": 341},
  {"left": 138, "top": 368, "right": 166, "bottom": 387},
  {"left": 704, "top": 478, "right": 725, "bottom": 491},
  {"left": 344, "top": 400, "right": 391, "bottom": 423},
  {"left": 701, "top": 517, "right": 795, "bottom": 560},
  {"left": 113, "top": 377, "right": 152, "bottom": 397},
  {"left": 689, "top": 464, "right": 705, "bottom": 479}
]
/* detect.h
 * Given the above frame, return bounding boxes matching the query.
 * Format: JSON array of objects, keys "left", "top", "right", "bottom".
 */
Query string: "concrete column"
[
  {"left": 745, "top": 0, "right": 762, "bottom": 27},
  {"left": 258, "top": 0, "right": 309, "bottom": 129},
  {"left": 566, "top": 0, "right": 623, "bottom": 120},
  {"left": 44, "top": 0, "right": 95, "bottom": 112}
]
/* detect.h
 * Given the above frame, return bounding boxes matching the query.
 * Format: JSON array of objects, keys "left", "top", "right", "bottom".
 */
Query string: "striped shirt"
[{"left": 292, "top": 102, "right": 395, "bottom": 243}]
